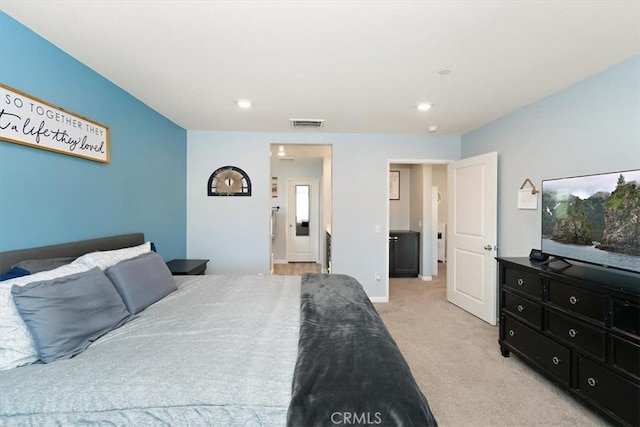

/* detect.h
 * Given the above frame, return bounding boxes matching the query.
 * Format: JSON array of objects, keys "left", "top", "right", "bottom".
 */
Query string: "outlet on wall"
[{"left": 375, "top": 272, "right": 381, "bottom": 281}]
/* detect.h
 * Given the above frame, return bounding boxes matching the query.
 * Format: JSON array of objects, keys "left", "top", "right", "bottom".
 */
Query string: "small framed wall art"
[{"left": 0, "top": 83, "right": 110, "bottom": 163}]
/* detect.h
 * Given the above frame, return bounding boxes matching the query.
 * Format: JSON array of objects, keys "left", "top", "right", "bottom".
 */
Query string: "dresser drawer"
[
  {"left": 503, "top": 316, "right": 570, "bottom": 385},
  {"left": 611, "top": 335, "right": 640, "bottom": 379},
  {"left": 612, "top": 299, "right": 639, "bottom": 337},
  {"left": 548, "top": 281, "right": 605, "bottom": 322},
  {"left": 504, "top": 291, "right": 542, "bottom": 328},
  {"left": 577, "top": 356, "right": 640, "bottom": 426},
  {"left": 504, "top": 268, "right": 542, "bottom": 300},
  {"left": 547, "top": 309, "right": 606, "bottom": 360}
]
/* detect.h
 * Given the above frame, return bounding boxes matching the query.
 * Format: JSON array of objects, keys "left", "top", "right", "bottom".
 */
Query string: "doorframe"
[
  {"left": 268, "top": 144, "right": 332, "bottom": 275},
  {"left": 384, "top": 158, "right": 453, "bottom": 302}
]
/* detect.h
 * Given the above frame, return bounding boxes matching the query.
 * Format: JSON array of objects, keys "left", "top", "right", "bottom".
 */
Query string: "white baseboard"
[
  {"left": 419, "top": 275, "right": 433, "bottom": 281},
  {"left": 369, "top": 296, "right": 389, "bottom": 303}
]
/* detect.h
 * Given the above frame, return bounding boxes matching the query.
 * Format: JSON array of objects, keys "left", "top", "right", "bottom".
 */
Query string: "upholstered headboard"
[{"left": 0, "top": 233, "right": 145, "bottom": 275}]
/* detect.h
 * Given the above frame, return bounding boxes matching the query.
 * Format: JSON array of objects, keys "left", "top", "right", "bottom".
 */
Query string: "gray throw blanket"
[{"left": 287, "top": 273, "right": 438, "bottom": 426}]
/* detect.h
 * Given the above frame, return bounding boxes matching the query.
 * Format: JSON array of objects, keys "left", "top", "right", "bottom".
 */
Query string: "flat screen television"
[{"left": 541, "top": 169, "right": 640, "bottom": 274}]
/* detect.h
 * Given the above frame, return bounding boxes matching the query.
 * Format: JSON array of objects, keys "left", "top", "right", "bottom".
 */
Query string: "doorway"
[
  {"left": 270, "top": 144, "right": 332, "bottom": 273},
  {"left": 387, "top": 163, "right": 448, "bottom": 279}
]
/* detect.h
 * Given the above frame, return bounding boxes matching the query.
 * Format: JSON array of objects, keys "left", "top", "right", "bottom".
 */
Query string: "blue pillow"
[
  {"left": 11, "top": 267, "right": 134, "bottom": 363},
  {"left": 105, "top": 251, "right": 176, "bottom": 314},
  {"left": 12, "top": 257, "right": 75, "bottom": 274},
  {"left": 0, "top": 267, "right": 30, "bottom": 282}
]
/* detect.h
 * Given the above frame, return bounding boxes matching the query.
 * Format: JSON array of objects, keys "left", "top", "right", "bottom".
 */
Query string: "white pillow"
[
  {"left": 0, "top": 263, "right": 91, "bottom": 371},
  {"left": 72, "top": 242, "right": 151, "bottom": 271}
]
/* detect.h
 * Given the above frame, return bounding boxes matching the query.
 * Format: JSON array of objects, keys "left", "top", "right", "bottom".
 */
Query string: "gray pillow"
[
  {"left": 12, "top": 257, "right": 75, "bottom": 274},
  {"left": 105, "top": 252, "right": 177, "bottom": 314},
  {"left": 11, "top": 267, "right": 133, "bottom": 364}
]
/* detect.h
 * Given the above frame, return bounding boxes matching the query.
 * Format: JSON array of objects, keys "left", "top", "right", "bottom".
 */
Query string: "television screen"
[{"left": 541, "top": 169, "right": 640, "bottom": 273}]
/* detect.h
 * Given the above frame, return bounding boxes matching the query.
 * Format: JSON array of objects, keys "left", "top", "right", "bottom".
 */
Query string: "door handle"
[{"left": 484, "top": 245, "right": 494, "bottom": 251}]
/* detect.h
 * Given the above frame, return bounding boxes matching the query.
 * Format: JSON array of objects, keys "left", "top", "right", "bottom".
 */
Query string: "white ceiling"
[
  {"left": 270, "top": 144, "right": 330, "bottom": 161},
  {"left": 2, "top": 1, "right": 639, "bottom": 135}
]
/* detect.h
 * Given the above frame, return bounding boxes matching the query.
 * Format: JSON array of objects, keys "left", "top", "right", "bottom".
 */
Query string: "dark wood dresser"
[{"left": 497, "top": 257, "right": 639, "bottom": 426}]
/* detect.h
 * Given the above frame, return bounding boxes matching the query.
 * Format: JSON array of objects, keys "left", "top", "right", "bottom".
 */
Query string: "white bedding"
[{"left": 0, "top": 274, "right": 301, "bottom": 426}]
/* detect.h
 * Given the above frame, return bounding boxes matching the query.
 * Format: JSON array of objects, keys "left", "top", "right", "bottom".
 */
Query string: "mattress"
[{"left": 0, "top": 274, "right": 301, "bottom": 426}]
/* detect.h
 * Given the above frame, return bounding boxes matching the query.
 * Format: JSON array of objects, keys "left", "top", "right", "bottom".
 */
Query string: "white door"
[
  {"left": 446, "top": 152, "right": 498, "bottom": 325},
  {"left": 286, "top": 179, "right": 319, "bottom": 262}
]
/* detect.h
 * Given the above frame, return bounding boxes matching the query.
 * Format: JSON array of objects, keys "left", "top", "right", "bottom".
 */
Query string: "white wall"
[
  {"left": 421, "top": 166, "right": 434, "bottom": 278},
  {"left": 187, "top": 131, "right": 460, "bottom": 299},
  {"left": 187, "top": 133, "right": 271, "bottom": 274},
  {"left": 433, "top": 164, "right": 448, "bottom": 264},
  {"left": 433, "top": 164, "right": 448, "bottom": 224},
  {"left": 408, "top": 164, "right": 435, "bottom": 279},
  {"left": 462, "top": 55, "right": 640, "bottom": 258},
  {"left": 329, "top": 136, "right": 459, "bottom": 300},
  {"left": 389, "top": 165, "right": 412, "bottom": 230},
  {"left": 409, "top": 164, "right": 423, "bottom": 234},
  {"left": 322, "top": 150, "right": 332, "bottom": 271}
]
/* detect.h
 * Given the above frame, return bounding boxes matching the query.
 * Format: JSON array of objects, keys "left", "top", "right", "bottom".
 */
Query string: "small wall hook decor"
[{"left": 520, "top": 178, "right": 539, "bottom": 194}]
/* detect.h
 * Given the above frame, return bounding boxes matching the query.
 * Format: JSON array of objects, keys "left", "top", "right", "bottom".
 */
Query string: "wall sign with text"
[{"left": 0, "top": 83, "right": 110, "bottom": 163}]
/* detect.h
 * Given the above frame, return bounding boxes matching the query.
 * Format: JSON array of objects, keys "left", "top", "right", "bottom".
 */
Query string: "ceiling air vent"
[{"left": 290, "top": 119, "right": 325, "bottom": 129}]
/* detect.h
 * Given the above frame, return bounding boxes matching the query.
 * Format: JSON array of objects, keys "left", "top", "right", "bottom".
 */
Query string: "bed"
[{"left": 0, "top": 234, "right": 437, "bottom": 426}]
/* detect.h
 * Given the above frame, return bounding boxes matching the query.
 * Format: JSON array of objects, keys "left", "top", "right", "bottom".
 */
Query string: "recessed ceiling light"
[
  {"left": 438, "top": 69, "right": 452, "bottom": 75},
  {"left": 428, "top": 125, "right": 438, "bottom": 133},
  {"left": 236, "top": 99, "right": 253, "bottom": 109},
  {"left": 416, "top": 103, "right": 432, "bottom": 112}
]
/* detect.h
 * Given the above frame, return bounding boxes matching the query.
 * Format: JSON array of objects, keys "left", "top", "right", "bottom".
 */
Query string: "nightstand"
[{"left": 166, "top": 259, "right": 209, "bottom": 275}]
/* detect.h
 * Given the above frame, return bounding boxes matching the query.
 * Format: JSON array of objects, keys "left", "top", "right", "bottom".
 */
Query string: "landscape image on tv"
[{"left": 541, "top": 169, "right": 640, "bottom": 273}]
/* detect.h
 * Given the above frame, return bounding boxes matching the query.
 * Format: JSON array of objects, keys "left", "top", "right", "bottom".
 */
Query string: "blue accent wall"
[{"left": 0, "top": 12, "right": 187, "bottom": 259}]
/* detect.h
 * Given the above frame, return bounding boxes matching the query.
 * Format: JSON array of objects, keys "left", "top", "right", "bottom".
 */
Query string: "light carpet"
[{"left": 374, "top": 265, "right": 610, "bottom": 427}]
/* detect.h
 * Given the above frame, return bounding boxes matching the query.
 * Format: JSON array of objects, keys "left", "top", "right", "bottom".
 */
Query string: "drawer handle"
[
  {"left": 587, "top": 377, "right": 597, "bottom": 387},
  {"left": 569, "top": 296, "right": 579, "bottom": 305},
  {"left": 517, "top": 304, "right": 524, "bottom": 312},
  {"left": 509, "top": 330, "right": 515, "bottom": 337},
  {"left": 517, "top": 278, "right": 524, "bottom": 286},
  {"left": 552, "top": 356, "right": 561, "bottom": 365},
  {"left": 568, "top": 328, "right": 578, "bottom": 338}
]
